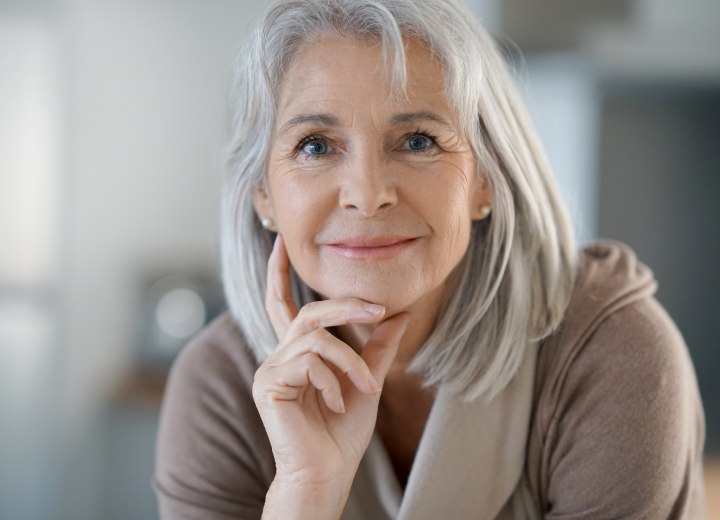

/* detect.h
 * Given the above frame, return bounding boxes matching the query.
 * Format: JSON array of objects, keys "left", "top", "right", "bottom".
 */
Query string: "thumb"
[{"left": 361, "top": 313, "right": 410, "bottom": 388}]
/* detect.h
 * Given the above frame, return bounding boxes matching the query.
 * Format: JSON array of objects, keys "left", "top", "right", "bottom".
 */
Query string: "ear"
[
  {"left": 252, "top": 186, "right": 277, "bottom": 231},
  {"left": 470, "top": 177, "right": 493, "bottom": 221}
]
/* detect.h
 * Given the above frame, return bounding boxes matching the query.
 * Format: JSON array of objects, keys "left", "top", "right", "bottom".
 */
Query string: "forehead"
[{"left": 276, "top": 36, "right": 451, "bottom": 117}]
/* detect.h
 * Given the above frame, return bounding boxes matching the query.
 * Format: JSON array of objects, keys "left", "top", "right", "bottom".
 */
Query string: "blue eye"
[
  {"left": 405, "top": 133, "right": 434, "bottom": 151},
  {"left": 300, "top": 137, "right": 329, "bottom": 156}
]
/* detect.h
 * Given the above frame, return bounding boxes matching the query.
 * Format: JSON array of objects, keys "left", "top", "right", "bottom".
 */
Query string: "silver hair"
[{"left": 221, "top": 0, "right": 578, "bottom": 401}]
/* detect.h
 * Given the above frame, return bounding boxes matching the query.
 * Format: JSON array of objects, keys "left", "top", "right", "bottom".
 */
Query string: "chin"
[
  {"left": 297, "top": 261, "right": 445, "bottom": 314},
  {"left": 324, "top": 286, "right": 407, "bottom": 307},
  {"left": 313, "top": 278, "right": 425, "bottom": 315}
]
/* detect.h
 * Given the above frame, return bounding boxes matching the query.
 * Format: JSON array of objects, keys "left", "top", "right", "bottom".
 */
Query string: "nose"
[{"left": 338, "top": 153, "right": 398, "bottom": 216}]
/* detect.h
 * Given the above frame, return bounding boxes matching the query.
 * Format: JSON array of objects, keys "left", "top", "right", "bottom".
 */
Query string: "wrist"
[{"left": 263, "top": 474, "right": 354, "bottom": 520}]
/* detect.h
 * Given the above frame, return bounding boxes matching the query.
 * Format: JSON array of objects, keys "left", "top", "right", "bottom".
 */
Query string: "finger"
[
  {"left": 283, "top": 299, "right": 385, "bottom": 344},
  {"left": 265, "top": 234, "right": 299, "bottom": 341},
  {"left": 257, "top": 353, "right": 345, "bottom": 413},
  {"left": 361, "top": 313, "right": 410, "bottom": 389},
  {"left": 270, "top": 328, "right": 381, "bottom": 395}
]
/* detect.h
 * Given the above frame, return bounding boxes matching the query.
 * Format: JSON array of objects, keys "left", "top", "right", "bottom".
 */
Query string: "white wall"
[
  {"left": 58, "top": 0, "right": 256, "bottom": 436},
  {"left": 0, "top": 12, "right": 64, "bottom": 520},
  {"left": 14, "top": 1, "right": 270, "bottom": 518}
]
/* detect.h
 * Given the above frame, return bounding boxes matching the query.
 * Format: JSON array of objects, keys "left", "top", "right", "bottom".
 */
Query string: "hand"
[{"left": 252, "top": 235, "right": 409, "bottom": 487}]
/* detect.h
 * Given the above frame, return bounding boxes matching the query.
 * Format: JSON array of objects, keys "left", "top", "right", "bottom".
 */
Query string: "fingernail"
[
  {"left": 366, "top": 372, "right": 381, "bottom": 393},
  {"left": 364, "top": 304, "right": 385, "bottom": 316},
  {"left": 337, "top": 397, "right": 345, "bottom": 414}
]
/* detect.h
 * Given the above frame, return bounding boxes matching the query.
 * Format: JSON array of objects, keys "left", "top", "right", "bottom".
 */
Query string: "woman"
[{"left": 153, "top": 0, "right": 706, "bottom": 518}]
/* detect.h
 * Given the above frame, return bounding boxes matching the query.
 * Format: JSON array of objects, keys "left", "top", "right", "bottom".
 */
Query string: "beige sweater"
[{"left": 153, "top": 240, "right": 706, "bottom": 519}]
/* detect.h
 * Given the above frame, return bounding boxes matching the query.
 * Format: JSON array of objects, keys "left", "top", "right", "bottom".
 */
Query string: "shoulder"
[
  {"left": 536, "top": 239, "right": 672, "bottom": 396},
  {"left": 537, "top": 240, "right": 701, "bottom": 407},
  {"left": 153, "top": 312, "right": 274, "bottom": 518},
  {"left": 528, "top": 241, "right": 706, "bottom": 518},
  {"left": 167, "top": 311, "right": 260, "bottom": 400},
  {"left": 158, "top": 311, "right": 267, "bottom": 448},
  {"left": 540, "top": 295, "right": 702, "bottom": 442}
]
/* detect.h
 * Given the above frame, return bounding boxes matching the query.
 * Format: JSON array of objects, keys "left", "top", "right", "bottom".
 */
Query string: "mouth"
[{"left": 324, "top": 235, "right": 420, "bottom": 260}]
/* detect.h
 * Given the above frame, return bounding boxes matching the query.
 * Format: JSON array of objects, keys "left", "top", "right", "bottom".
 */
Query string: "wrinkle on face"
[{"left": 261, "top": 35, "right": 490, "bottom": 320}]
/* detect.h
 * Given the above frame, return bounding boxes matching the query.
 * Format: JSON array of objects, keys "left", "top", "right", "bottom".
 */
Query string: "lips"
[{"left": 324, "top": 235, "right": 419, "bottom": 260}]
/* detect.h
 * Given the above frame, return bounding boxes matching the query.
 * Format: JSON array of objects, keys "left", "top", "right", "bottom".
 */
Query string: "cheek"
[
  {"left": 421, "top": 169, "right": 476, "bottom": 263},
  {"left": 421, "top": 164, "right": 475, "bottom": 228},
  {"left": 269, "top": 176, "right": 332, "bottom": 274},
  {"left": 271, "top": 173, "right": 324, "bottom": 230}
]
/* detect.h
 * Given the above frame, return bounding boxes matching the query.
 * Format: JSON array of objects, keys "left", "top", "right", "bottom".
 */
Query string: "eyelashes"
[
  {"left": 296, "top": 134, "right": 330, "bottom": 160},
  {"left": 402, "top": 131, "right": 437, "bottom": 152},
  {"left": 293, "top": 129, "right": 440, "bottom": 160}
]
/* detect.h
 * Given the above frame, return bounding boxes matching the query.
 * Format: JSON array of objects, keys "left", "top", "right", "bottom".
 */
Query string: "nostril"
[{"left": 338, "top": 177, "right": 398, "bottom": 215}]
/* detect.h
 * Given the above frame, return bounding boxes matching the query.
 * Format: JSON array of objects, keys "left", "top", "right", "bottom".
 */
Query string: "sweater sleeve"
[
  {"left": 541, "top": 297, "right": 706, "bottom": 519},
  {"left": 152, "top": 317, "right": 275, "bottom": 520}
]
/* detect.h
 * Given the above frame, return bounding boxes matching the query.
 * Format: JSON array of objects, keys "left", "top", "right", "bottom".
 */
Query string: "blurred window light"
[{"left": 0, "top": 16, "right": 61, "bottom": 286}]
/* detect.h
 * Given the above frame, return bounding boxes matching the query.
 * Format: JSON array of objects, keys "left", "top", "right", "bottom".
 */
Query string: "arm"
[
  {"left": 153, "top": 321, "right": 271, "bottom": 519},
  {"left": 254, "top": 235, "right": 408, "bottom": 519},
  {"left": 154, "top": 235, "right": 408, "bottom": 520},
  {"left": 541, "top": 297, "right": 706, "bottom": 519},
  {"left": 261, "top": 478, "right": 352, "bottom": 520}
]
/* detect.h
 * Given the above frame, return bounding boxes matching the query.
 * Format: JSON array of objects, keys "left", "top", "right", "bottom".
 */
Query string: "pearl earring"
[
  {"left": 479, "top": 205, "right": 492, "bottom": 218},
  {"left": 261, "top": 218, "right": 274, "bottom": 230}
]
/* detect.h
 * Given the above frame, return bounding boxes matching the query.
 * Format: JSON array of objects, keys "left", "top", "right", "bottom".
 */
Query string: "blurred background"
[{"left": 0, "top": 0, "right": 718, "bottom": 518}]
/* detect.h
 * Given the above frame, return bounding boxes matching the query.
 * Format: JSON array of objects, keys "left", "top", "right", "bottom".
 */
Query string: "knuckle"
[
  {"left": 267, "top": 292, "right": 286, "bottom": 311},
  {"left": 307, "top": 328, "right": 330, "bottom": 348},
  {"left": 297, "top": 302, "right": 322, "bottom": 328},
  {"left": 251, "top": 375, "right": 264, "bottom": 402},
  {"left": 252, "top": 365, "right": 268, "bottom": 387},
  {"left": 251, "top": 386, "right": 261, "bottom": 404},
  {"left": 297, "top": 351, "right": 318, "bottom": 370},
  {"left": 252, "top": 359, "right": 278, "bottom": 392},
  {"left": 302, "top": 301, "right": 321, "bottom": 314}
]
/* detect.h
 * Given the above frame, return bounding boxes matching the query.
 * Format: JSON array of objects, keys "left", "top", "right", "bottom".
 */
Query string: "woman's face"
[{"left": 255, "top": 36, "right": 491, "bottom": 314}]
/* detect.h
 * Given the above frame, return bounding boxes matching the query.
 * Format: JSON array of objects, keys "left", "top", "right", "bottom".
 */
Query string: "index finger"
[
  {"left": 361, "top": 313, "right": 410, "bottom": 387},
  {"left": 265, "top": 234, "right": 299, "bottom": 341}
]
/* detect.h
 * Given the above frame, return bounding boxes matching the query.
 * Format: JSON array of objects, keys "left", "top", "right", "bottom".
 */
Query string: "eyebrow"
[
  {"left": 277, "top": 110, "right": 455, "bottom": 136},
  {"left": 390, "top": 111, "right": 455, "bottom": 129},
  {"left": 278, "top": 113, "right": 340, "bottom": 136}
]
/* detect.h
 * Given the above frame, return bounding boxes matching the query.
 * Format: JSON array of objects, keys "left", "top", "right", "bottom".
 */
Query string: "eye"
[
  {"left": 403, "top": 132, "right": 436, "bottom": 152},
  {"left": 298, "top": 135, "right": 330, "bottom": 158}
]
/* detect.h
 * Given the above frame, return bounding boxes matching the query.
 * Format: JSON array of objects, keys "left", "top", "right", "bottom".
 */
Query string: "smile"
[{"left": 324, "top": 236, "right": 420, "bottom": 260}]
